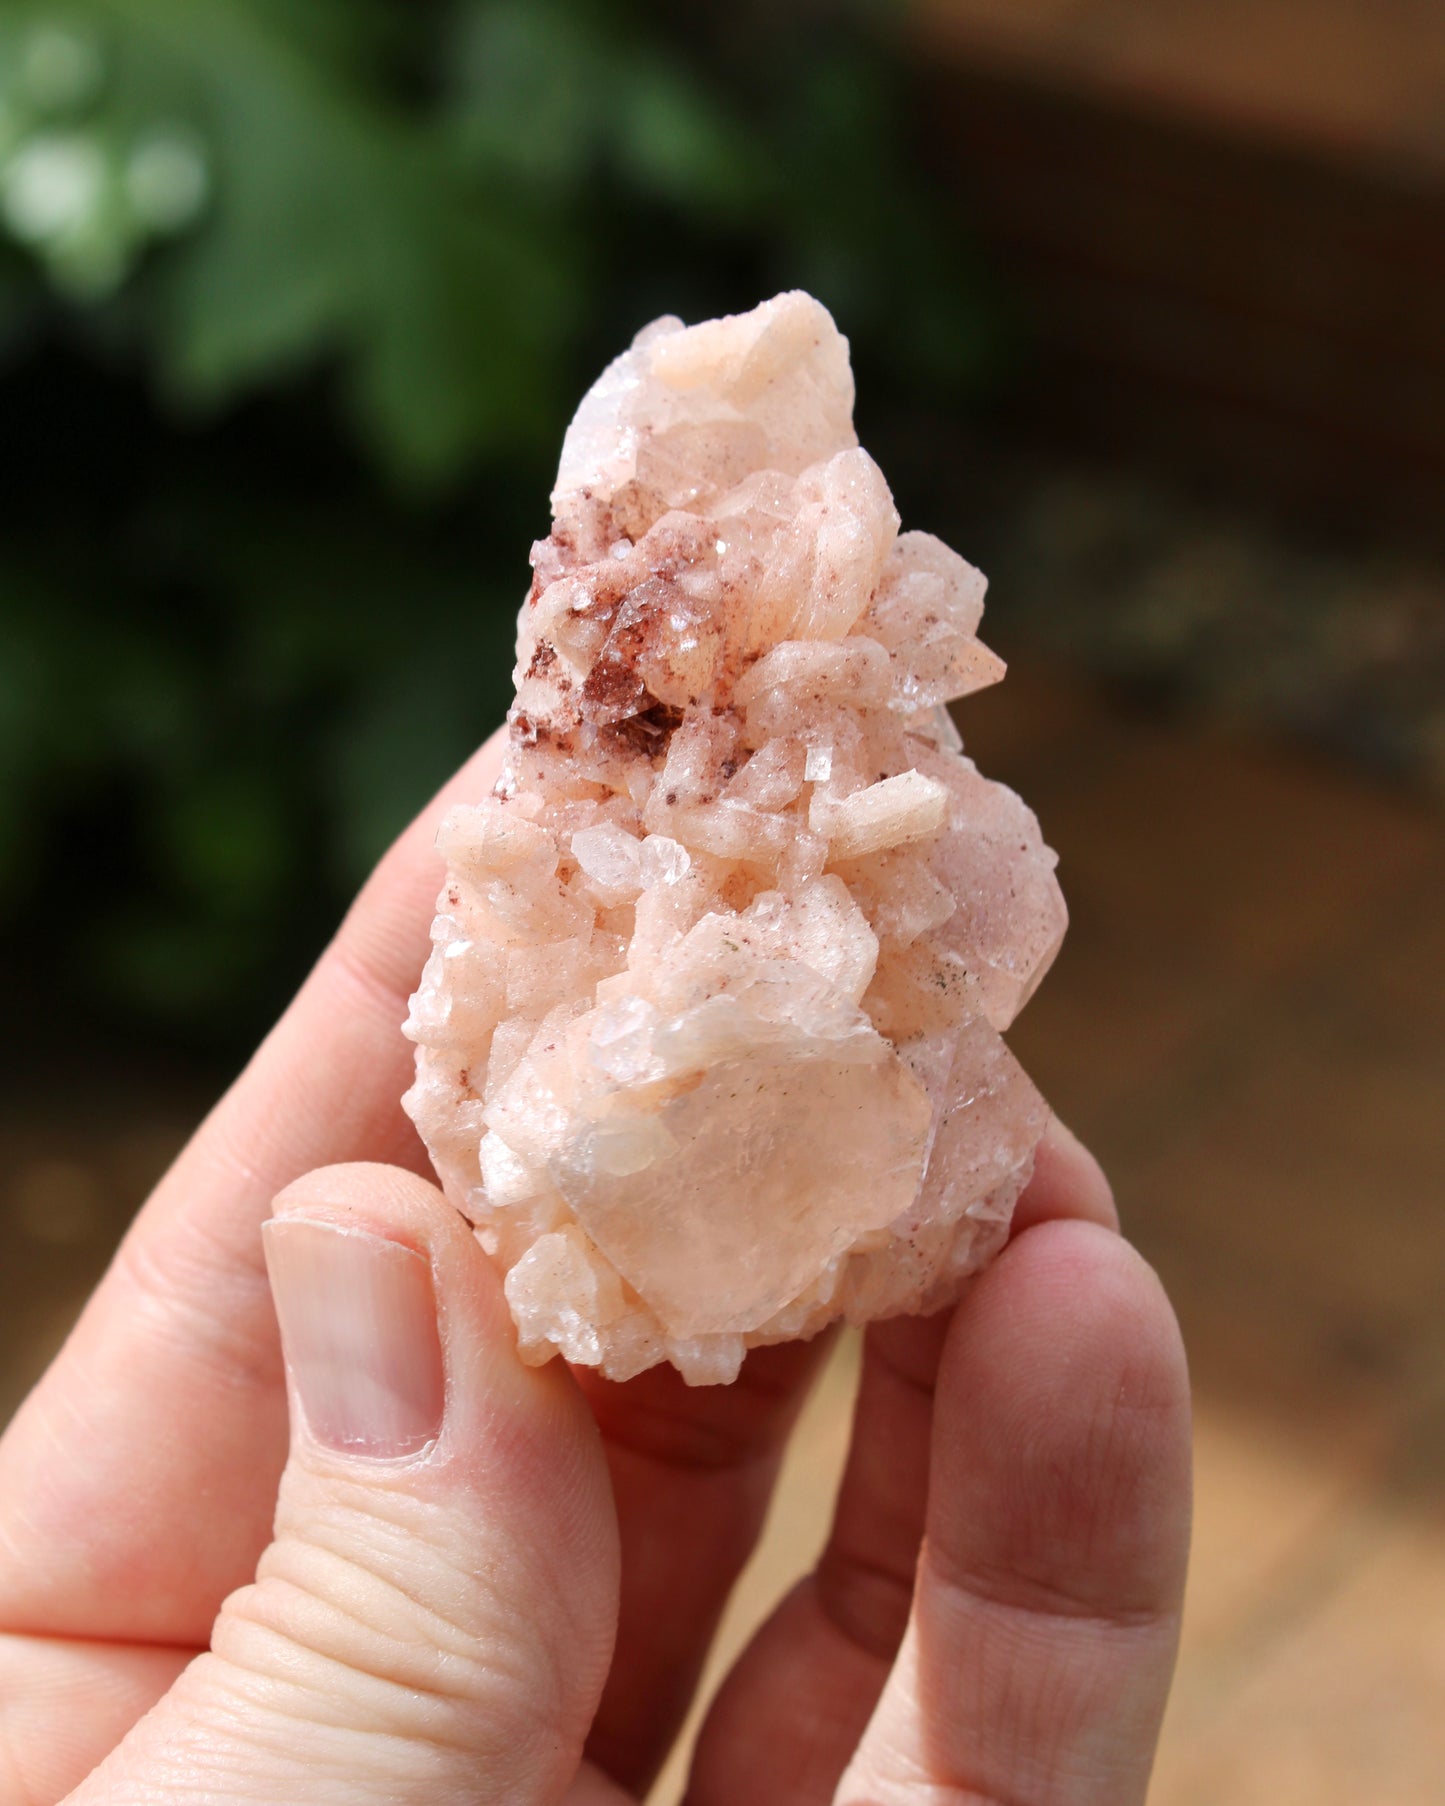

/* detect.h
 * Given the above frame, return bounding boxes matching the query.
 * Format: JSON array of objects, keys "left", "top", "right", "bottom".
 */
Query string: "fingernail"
[{"left": 263, "top": 1218, "right": 445, "bottom": 1459}]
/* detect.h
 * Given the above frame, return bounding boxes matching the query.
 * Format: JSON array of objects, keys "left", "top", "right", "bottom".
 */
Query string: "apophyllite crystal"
[{"left": 403, "top": 292, "right": 1066, "bottom": 1384}]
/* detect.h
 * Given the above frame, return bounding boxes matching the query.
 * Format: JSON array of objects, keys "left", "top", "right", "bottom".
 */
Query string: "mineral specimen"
[{"left": 403, "top": 292, "right": 1066, "bottom": 1385}]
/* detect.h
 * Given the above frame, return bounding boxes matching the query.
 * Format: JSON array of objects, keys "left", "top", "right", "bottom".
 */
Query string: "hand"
[{"left": 0, "top": 729, "right": 1191, "bottom": 1806}]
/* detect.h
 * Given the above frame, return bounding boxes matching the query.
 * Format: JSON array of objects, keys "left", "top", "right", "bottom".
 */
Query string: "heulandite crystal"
[{"left": 403, "top": 292, "right": 1066, "bottom": 1384}]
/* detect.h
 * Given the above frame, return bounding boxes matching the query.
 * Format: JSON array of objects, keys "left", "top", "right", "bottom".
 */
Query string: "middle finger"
[
  {"left": 679, "top": 1116, "right": 1117, "bottom": 1806},
  {"left": 681, "top": 1311, "right": 947, "bottom": 1806},
  {"left": 579, "top": 1334, "right": 831, "bottom": 1796}
]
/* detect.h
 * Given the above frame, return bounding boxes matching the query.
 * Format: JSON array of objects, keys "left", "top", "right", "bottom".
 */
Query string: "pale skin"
[{"left": 0, "top": 727, "right": 1192, "bottom": 1806}]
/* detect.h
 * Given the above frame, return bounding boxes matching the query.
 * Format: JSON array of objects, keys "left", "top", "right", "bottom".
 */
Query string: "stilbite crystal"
[{"left": 403, "top": 292, "right": 1065, "bottom": 1384}]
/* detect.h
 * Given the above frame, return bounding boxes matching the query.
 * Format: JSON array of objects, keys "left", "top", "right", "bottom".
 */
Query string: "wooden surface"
[
  {"left": 909, "top": 1, "right": 1445, "bottom": 528},
  {"left": 4, "top": 671, "right": 1444, "bottom": 1802},
  {"left": 914, "top": 0, "right": 1445, "bottom": 175}
]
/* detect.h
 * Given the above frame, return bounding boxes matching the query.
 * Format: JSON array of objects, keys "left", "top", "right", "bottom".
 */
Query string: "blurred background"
[{"left": 1, "top": 2, "right": 1442, "bottom": 1800}]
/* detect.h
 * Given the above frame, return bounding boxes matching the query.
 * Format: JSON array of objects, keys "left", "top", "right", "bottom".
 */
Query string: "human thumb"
[{"left": 67, "top": 1162, "right": 620, "bottom": 1806}]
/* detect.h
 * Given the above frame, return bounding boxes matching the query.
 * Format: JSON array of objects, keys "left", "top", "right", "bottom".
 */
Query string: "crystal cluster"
[{"left": 403, "top": 293, "right": 1065, "bottom": 1384}]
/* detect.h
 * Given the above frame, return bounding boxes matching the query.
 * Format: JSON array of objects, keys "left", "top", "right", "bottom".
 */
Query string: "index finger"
[{"left": 0, "top": 730, "right": 507, "bottom": 1646}]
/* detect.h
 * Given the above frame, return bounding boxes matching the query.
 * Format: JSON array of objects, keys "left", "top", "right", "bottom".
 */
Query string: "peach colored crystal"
[{"left": 403, "top": 293, "right": 1065, "bottom": 1384}]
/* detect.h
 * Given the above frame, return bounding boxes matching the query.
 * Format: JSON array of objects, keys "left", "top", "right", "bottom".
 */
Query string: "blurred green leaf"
[
  {"left": 0, "top": 0, "right": 999, "bottom": 1048},
  {"left": 154, "top": 764, "right": 290, "bottom": 908}
]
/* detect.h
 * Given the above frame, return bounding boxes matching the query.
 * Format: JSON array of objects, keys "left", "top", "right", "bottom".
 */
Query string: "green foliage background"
[{"left": 0, "top": 0, "right": 994, "bottom": 1054}]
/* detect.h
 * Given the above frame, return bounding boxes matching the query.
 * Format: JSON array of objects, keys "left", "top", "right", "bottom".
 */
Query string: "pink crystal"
[{"left": 403, "top": 293, "right": 1065, "bottom": 1384}]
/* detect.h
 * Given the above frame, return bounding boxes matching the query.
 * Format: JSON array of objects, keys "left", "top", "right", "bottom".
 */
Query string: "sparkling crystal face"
[
  {"left": 554, "top": 1049, "right": 932, "bottom": 1339},
  {"left": 403, "top": 292, "right": 1065, "bottom": 1385}
]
